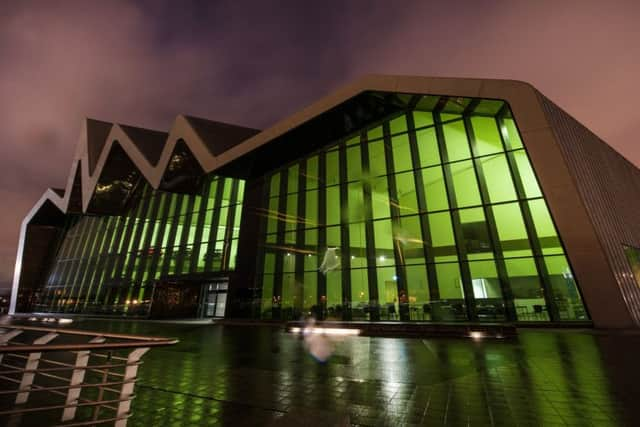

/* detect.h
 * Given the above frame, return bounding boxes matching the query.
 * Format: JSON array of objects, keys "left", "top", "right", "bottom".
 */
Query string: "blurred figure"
[
  {"left": 319, "top": 247, "right": 340, "bottom": 275},
  {"left": 302, "top": 317, "right": 334, "bottom": 363}
]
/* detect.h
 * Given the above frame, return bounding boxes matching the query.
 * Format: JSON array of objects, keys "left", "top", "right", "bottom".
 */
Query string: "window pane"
[
  {"left": 513, "top": 150, "right": 542, "bottom": 198},
  {"left": 348, "top": 222, "right": 366, "bottom": 268},
  {"left": 305, "top": 190, "right": 319, "bottom": 228},
  {"left": 528, "top": 199, "right": 563, "bottom": 255},
  {"left": 395, "top": 172, "right": 418, "bottom": 215},
  {"left": 368, "top": 139, "right": 387, "bottom": 177},
  {"left": 285, "top": 194, "right": 297, "bottom": 233},
  {"left": 478, "top": 154, "right": 518, "bottom": 203},
  {"left": 368, "top": 125, "right": 383, "bottom": 141},
  {"left": 302, "top": 272, "right": 317, "bottom": 314},
  {"left": 306, "top": 156, "right": 319, "bottom": 190},
  {"left": 351, "top": 268, "right": 369, "bottom": 320},
  {"left": 545, "top": 255, "right": 587, "bottom": 321},
  {"left": 266, "top": 197, "right": 279, "bottom": 234},
  {"left": 469, "top": 260, "right": 505, "bottom": 321},
  {"left": 435, "top": 263, "right": 467, "bottom": 320},
  {"left": 287, "top": 165, "right": 299, "bottom": 194},
  {"left": 325, "top": 269, "right": 342, "bottom": 318},
  {"left": 423, "top": 166, "right": 449, "bottom": 211},
  {"left": 397, "top": 215, "right": 423, "bottom": 265},
  {"left": 442, "top": 114, "right": 471, "bottom": 161},
  {"left": 505, "top": 258, "right": 548, "bottom": 321},
  {"left": 377, "top": 267, "right": 398, "bottom": 319},
  {"left": 449, "top": 160, "right": 481, "bottom": 207},
  {"left": 373, "top": 219, "right": 394, "bottom": 267},
  {"left": 413, "top": 111, "right": 440, "bottom": 167},
  {"left": 326, "top": 150, "right": 340, "bottom": 186},
  {"left": 391, "top": 115, "right": 412, "bottom": 173},
  {"left": 325, "top": 186, "right": 340, "bottom": 225},
  {"left": 326, "top": 226, "right": 341, "bottom": 248},
  {"left": 471, "top": 116, "right": 503, "bottom": 156},
  {"left": 347, "top": 144, "right": 362, "bottom": 182},
  {"left": 501, "top": 117, "right": 523, "bottom": 150},
  {"left": 428, "top": 212, "right": 457, "bottom": 262},
  {"left": 459, "top": 208, "right": 492, "bottom": 260},
  {"left": 371, "top": 176, "right": 390, "bottom": 219},
  {"left": 492, "top": 203, "right": 533, "bottom": 258},
  {"left": 347, "top": 183, "right": 365, "bottom": 224},
  {"left": 406, "top": 264, "right": 430, "bottom": 320},
  {"left": 624, "top": 245, "right": 640, "bottom": 292}
]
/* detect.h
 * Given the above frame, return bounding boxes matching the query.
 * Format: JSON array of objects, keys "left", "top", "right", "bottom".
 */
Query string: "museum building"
[{"left": 10, "top": 76, "right": 640, "bottom": 328}]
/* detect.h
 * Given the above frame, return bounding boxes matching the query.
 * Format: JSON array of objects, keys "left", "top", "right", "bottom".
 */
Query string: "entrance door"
[{"left": 202, "top": 281, "right": 228, "bottom": 318}]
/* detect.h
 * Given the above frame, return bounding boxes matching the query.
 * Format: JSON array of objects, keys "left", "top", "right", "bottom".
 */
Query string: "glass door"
[{"left": 202, "top": 280, "right": 228, "bottom": 318}]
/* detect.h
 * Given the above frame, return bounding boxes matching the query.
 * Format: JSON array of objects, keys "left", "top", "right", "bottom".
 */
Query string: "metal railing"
[{"left": 0, "top": 324, "right": 177, "bottom": 426}]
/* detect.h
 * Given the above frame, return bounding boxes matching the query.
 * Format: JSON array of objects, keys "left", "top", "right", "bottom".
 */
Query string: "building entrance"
[{"left": 201, "top": 281, "right": 228, "bottom": 318}]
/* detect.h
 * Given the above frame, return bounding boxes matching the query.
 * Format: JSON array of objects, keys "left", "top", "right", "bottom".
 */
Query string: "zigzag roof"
[
  {"left": 23, "top": 74, "right": 550, "bottom": 226},
  {"left": 33, "top": 114, "right": 259, "bottom": 219}
]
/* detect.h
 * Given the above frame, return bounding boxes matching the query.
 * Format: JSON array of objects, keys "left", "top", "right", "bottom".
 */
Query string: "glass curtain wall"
[
  {"left": 36, "top": 175, "right": 244, "bottom": 315},
  {"left": 255, "top": 96, "right": 589, "bottom": 323}
]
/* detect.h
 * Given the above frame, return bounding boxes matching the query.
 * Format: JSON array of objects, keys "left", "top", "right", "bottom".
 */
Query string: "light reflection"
[
  {"left": 289, "top": 326, "right": 360, "bottom": 336},
  {"left": 469, "top": 331, "right": 484, "bottom": 340}
]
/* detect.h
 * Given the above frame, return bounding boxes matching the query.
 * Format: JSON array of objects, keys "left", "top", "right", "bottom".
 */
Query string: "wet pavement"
[{"left": 61, "top": 320, "right": 640, "bottom": 426}]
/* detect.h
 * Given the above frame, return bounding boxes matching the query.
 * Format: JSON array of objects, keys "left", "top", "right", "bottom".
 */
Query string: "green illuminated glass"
[
  {"left": 368, "top": 139, "right": 386, "bottom": 177},
  {"left": 42, "top": 174, "right": 245, "bottom": 315},
  {"left": 391, "top": 115, "right": 412, "bottom": 173},
  {"left": 449, "top": 160, "right": 482, "bottom": 207},
  {"left": 528, "top": 199, "right": 563, "bottom": 255},
  {"left": 423, "top": 166, "right": 448, "bottom": 211},
  {"left": 513, "top": 150, "right": 542, "bottom": 198},
  {"left": 346, "top": 143, "right": 362, "bottom": 182},
  {"left": 254, "top": 97, "right": 587, "bottom": 324},
  {"left": 459, "top": 207, "right": 492, "bottom": 261},
  {"left": 471, "top": 116, "right": 503, "bottom": 156},
  {"left": 479, "top": 154, "right": 517, "bottom": 203},
  {"left": 395, "top": 172, "right": 418, "bottom": 215},
  {"left": 505, "top": 257, "right": 548, "bottom": 321},
  {"left": 501, "top": 117, "right": 523, "bottom": 150},
  {"left": 492, "top": 203, "right": 532, "bottom": 258},
  {"left": 428, "top": 212, "right": 457, "bottom": 262},
  {"left": 413, "top": 112, "right": 440, "bottom": 167},
  {"left": 442, "top": 114, "right": 471, "bottom": 161}
]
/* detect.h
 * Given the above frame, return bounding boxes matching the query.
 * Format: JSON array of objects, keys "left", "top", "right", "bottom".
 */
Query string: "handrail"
[
  {"left": 0, "top": 324, "right": 177, "bottom": 427},
  {"left": 0, "top": 340, "right": 177, "bottom": 353},
  {"left": 1, "top": 324, "right": 176, "bottom": 342}
]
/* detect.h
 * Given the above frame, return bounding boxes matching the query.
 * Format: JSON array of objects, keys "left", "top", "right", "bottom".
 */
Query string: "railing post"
[
  {"left": 15, "top": 332, "right": 58, "bottom": 404},
  {"left": 114, "top": 347, "right": 149, "bottom": 427},
  {"left": 61, "top": 336, "right": 106, "bottom": 422}
]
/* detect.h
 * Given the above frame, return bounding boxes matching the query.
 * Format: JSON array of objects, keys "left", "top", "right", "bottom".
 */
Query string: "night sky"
[{"left": 1, "top": 0, "right": 639, "bottom": 293}]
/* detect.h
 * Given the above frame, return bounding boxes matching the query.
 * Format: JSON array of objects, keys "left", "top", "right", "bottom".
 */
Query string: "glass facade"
[
  {"left": 36, "top": 175, "right": 244, "bottom": 315},
  {"left": 255, "top": 97, "right": 588, "bottom": 323}
]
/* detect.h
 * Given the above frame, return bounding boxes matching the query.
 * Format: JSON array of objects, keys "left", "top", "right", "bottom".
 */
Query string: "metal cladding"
[
  {"left": 539, "top": 96, "right": 640, "bottom": 326},
  {"left": 10, "top": 75, "right": 640, "bottom": 328}
]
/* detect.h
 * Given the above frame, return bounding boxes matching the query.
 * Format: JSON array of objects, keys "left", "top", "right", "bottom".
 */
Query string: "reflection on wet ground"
[{"left": 66, "top": 320, "right": 640, "bottom": 426}]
